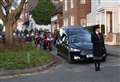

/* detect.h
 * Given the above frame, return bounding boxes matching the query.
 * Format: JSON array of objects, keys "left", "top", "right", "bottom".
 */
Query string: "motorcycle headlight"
[{"left": 70, "top": 48, "right": 80, "bottom": 52}]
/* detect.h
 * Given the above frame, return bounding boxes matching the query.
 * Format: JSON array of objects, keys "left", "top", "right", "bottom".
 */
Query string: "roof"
[
  {"left": 60, "top": 26, "right": 90, "bottom": 36},
  {"left": 51, "top": 3, "right": 63, "bottom": 16}
]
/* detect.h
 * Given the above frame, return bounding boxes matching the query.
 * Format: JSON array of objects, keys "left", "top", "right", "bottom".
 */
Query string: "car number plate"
[
  {"left": 86, "top": 54, "right": 93, "bottom": 58},
  {"left": 74, "top": 56, "right": 80, "bottom": 60}
]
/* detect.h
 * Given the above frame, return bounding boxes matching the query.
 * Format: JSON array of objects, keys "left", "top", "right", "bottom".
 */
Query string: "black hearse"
[{"left": 56, "top": 26, "right": 107, "bottom": 63}]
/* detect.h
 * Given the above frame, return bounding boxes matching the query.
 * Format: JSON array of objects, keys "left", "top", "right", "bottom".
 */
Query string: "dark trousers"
[{"left": 95, "top": 60, "right": 100, "bottom": 71}]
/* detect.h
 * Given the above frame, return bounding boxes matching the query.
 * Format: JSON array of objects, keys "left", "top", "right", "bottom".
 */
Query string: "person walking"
[
  {"left": 47, "top": 33, "right": 53, "bottom": 51},
  {"left": 43, "top": 33, "right": 48, "bottom": 50},
  {"left": 34, "top": 32, "right": 40, "bottom": 48},
  {"left": 91, "top": 25, "right": 106, "bottom": 71}
]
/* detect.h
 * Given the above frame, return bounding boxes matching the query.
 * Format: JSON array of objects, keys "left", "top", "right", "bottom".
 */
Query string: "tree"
[
  {"left": 32, "top": 0, "right": 55, "bottom": 25},
  {"left": 0, "top": 24, "right": 3, "bottom": 32},
  {"left": 0, "top": 0, "right": 26, "bottom": 48}
]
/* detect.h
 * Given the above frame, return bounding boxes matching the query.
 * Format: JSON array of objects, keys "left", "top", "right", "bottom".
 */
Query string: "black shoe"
[
  {"left": 95, "top": 68, "right": 98, "bottom": 71},
  {"left": 95, "top": 67, "right": 101, "bottom": 71},
  {"left": 98, "top": 68, "right": 101, "bottom": 71}
]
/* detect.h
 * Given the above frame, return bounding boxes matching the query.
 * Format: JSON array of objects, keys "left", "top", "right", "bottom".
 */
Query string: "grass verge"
[{"left": 0, "top": 43, "right": 53, "bottom": 70}]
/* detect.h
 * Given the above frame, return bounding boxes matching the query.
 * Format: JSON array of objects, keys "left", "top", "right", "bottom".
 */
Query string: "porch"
[{"left": 97, "top": 7, "right": 120, "bottom": 45}]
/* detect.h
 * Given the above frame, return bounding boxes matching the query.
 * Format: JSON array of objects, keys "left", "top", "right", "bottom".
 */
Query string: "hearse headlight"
[{"left": 70, "top": 48, "right": 80, "bottom": 52}]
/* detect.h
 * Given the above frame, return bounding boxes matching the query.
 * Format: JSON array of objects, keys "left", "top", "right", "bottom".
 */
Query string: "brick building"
[
  {"left": 63, "top": 0, "right": 91, "bottom": 27},
  {"left": 51, "top": 0, "right": 63, "bottom": 33}
]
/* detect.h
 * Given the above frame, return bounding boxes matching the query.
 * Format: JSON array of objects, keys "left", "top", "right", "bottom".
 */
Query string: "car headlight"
[{"left": 70, "top": 48, "right": 80, "bottom": 52}]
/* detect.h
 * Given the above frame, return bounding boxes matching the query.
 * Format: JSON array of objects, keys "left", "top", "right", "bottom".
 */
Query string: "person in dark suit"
[{"left": 91, "top": 25, "right": 106, "bottom": 71}]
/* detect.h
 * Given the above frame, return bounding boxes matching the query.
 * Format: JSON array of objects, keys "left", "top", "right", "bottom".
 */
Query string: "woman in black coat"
[{"left": 91, "top": 25, "right": 106, "bottom": 71}]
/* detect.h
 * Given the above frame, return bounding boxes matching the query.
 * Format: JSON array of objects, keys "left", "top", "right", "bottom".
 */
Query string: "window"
[
  {"left": 71, "top": 0, "right": 74, "bottom": 8},
  {"left": 71, "top": 16, "right": 74, "bottom": 25},
  {"left": 64, "top": 0, "right": 68, "bottom": 11},
  {"left": 59, "top": 0, "right": 63, "bottom": 2},
  {"left": 80, "top": 0, "right": 86, "bottom": 4},
  {"left": 80, "top": 18, "right": 86, "bottom": 27},
  {"left": 98, "top": 0, "right": 101, "bottom": 5},
  {"left": 64, "top": 18, "right": 68, "bottom": 26}
]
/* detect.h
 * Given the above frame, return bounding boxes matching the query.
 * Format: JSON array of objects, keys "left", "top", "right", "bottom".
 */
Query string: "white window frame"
[
  {"left": 80, "top": 18, "right": 86, "bottom": 27},
  {"left": 71, "top": 16, "right": 74, "bottom": 25},
  {"left": 65, "top": 0, "right": 68, "bottom": 11},
  {"left": 64, "top": 18, "right": 68, "bottom": 26},
  {"left": 59, "top": 0, "right": 63, "bottom": 2},
  {"left": 80, "top": 0, "right": 86, "bottom": 4},
  {"left": 71, "top": 0, "right": 74, "bottom": 8}
]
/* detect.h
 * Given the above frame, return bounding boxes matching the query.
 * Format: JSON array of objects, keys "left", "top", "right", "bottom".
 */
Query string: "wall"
[{"left": 63, "top": 0, "right": 91, "bottom": 26}]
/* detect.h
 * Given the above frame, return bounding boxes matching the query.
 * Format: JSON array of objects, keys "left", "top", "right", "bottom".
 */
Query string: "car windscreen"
[
  {"left": 67, "top": 28, "right": 88, "bottom": 36},
  {"left": 69, "top": 34, "right": 91, "bottom": 43}
]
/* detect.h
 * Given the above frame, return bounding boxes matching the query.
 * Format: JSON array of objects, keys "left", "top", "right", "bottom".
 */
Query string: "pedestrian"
[
  {"left": 91, "top": 25, "right": 106, "bottom": 71},
  {"left": 43, "top": 32, "right": 48, "bottom": 50},
  {"left": 47, "top": 33, "right": 53, "bottom": 51},
  {"left": 39, "top": 32, "right": 44, "bottom": 47},
  {"left": 34, "top": 32, "right": 40, "bottom": 48}
]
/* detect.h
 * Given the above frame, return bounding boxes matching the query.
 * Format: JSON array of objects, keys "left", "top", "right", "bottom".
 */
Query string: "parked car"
[{"left": 56, "top": 26, "right": 107, "bottom": 63}]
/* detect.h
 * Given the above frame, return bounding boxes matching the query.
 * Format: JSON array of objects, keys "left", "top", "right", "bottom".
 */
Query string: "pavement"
[{"left": 106, "top": 45, "right": 120, "bottom": 57}]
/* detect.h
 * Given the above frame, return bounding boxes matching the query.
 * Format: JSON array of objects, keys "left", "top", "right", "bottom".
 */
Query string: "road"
[{"left": 0, "top": 49, "right": 120, "bottom": 82}]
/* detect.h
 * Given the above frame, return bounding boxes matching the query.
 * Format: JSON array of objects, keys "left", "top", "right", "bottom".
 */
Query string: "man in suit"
[{"left": 91, "top": 25, "right": 106, "bottom": 71}]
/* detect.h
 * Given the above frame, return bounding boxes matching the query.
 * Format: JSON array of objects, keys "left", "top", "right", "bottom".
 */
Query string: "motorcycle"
[{"left": 46, "top": 37, "right": 53, "bottom": 51}]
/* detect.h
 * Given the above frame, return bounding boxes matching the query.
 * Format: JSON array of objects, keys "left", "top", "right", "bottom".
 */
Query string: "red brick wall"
[
  {"left": 63, "top": 0, "right": 91, "bottom": 26},
  {"left": 77, "top": 0, "right": 91, "bottom": 25}
]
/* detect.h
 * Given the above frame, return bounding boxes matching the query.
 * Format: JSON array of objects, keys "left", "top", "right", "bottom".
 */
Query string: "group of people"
[{"left": 34, "top": 31, "right": 54, "bottom": 51}]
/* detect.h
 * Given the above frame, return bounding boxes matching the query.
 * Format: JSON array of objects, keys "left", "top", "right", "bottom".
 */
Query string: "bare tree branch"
[
  {"left": 8, "top": 0, "right": 26, "bottom": 21},
  {"left": 0, "top": 5, "right": 7, "bottom": 23},
  {"left": 0, "top": 0, "right": 26, "bottom": 22},
  {"left": 0, "top": 0, "right": 13, "bottom": 23}
]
